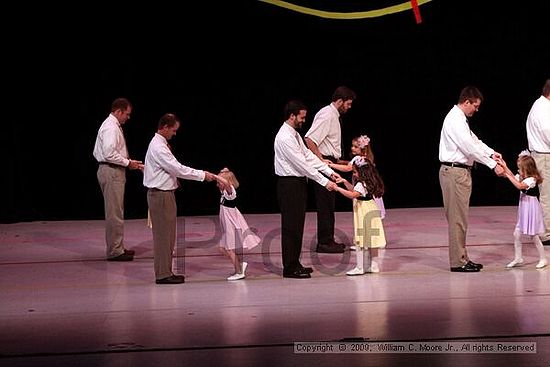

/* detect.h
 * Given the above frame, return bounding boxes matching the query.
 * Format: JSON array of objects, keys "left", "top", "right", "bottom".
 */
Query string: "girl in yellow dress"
[
  {"left": 329, "top": 135, "right": 386, "bottom": 220},
  {"left": 334, "top": 156, "right": 386, "bottom": 275}
]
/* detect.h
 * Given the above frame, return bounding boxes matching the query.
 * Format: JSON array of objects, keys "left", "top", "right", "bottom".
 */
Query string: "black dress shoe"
[
  {"left": 467, "top": 260, "right": 483, "bottom": 269},
  {"left": 156, "top": 275, "right": 185, "bottom": 284},
  {"left": 331, "top": 241, "right": 347, "bottom": 249},
  {"left": 283, "top": 270, "right": 311, "bottom": 279},
  {"left": 107, "top": 253, "right": 134, "bottom": 261},
  {"left": 299, "top": 266, "right": 313, "bottom": 274},
  {"left": 316, "top": 243, "right": 345, "bottom": 253},
  {"left": 542, "top": 239, "right": 550, "bottom": 246},
  {"left": 450, "top": 263, "right": 480, "bottom": 272},
  {"left": 124, "top": 249, "right": 135, "bottom": 256}
]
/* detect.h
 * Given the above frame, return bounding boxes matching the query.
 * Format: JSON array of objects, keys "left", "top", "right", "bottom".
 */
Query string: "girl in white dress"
[
  {"left": 215, "top": 168, "right": 261, "bottom": 280},
  {"left": 334, "top": 156, "right": 386, "bottom": 275},
  {"left": 498, "top": 152, "right": 547, "bottom": 269}
]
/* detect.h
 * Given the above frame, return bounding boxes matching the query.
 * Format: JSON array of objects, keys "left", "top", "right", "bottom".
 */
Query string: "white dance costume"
[{"left": 219, "top": 186, "right": 261, "bottom": 251}]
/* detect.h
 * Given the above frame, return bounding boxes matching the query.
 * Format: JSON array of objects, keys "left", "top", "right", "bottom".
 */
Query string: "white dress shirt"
[
  {"left": 526, "top": 95, "right": 550, "bottom": 153},
  {"left": 92, "top": 114, "right": 130, "bottom": 167},
  {"left": 438, "top": 105, "right": 497, "bottom": 169},
  {"left": 143, "top": 133, "right": 205, "bottom": 190},
  {"left": 305, "top": 103, "right": 342, "bottom": 159},
  {"left": 274, "top": 122, "right": 335, "bottom": 186}
]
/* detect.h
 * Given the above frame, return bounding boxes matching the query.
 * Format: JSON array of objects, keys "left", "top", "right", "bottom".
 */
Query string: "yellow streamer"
[{"left": 258, "top": 0, "right": 433, "bottom": 20}]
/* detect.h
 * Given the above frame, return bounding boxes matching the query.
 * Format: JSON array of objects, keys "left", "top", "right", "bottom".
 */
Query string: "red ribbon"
[{"left": 411, "top": 0, "right": 422, "bottom": 24}]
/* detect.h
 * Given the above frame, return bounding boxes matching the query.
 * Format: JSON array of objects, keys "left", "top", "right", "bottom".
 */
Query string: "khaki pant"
[
  {"left": 439, "top": 165, "right": 472, "bottom": 267},
  {"left": 532, "top": 152, "right": 550, "bottom": 241},
  {"left": 147, "top": 189, "right": 177, "bottom": 280},
  {"left": 97, "top": 165, "right": 126, "bottom": 258}
]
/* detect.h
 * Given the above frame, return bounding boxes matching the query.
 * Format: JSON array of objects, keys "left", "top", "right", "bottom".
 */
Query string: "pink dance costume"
[
  {"left": 507, "top": 175, "right": 547, "bottom": 269},
  {"left": 515, "top": 175, "right": 544, "bottom": 236}
]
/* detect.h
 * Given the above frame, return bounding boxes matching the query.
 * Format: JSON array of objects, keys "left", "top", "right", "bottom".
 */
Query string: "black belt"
[
  {"left": 148, "top": 188, "right": 175, "bottom": 192},
  {"left": 441, "top": 162, "right": 472, "bottom": 169},
  {"left": 221, "top": 198, "right": 237, "bottom": 208},
  {"left": 99, "top": 162, "right": 124, "bottom": 169},
  {"left": 277, "top": 176, "right": 307, "bottom": 182},
  {"left": 357, "top": 195, "right": 373, "bottom": 201},
  {"left": 522, "top": 186, "right": 540, "bottom": 197}
]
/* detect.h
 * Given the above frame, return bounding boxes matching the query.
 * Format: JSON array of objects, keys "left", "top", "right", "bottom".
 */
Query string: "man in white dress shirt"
[
  {"left": 438, "top": 86, "right": 504, "bottom": 272},
  {"left": 143, "top": 113, "right": 215, "bottom": 284},
  {"left": 274, "top": 100, "right": 339, "bottom": 278},
  {"left": 93, "top": 98, "right": 144, "bottom": 261},
  {"left": 526, "top": 79, "right": 550, "bottom": 245},
  {"left": 305, "top": 86, "right": 356, "bottom": 254}
]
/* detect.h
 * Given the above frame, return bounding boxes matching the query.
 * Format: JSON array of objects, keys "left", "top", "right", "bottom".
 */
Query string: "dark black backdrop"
[{"left": 2, "top": 0, "right": 549, "bottom": 223}]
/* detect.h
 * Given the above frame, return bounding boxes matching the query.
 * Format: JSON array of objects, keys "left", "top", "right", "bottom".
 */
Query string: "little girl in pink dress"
[{"left": 498, "top": 151, "right": 547, "bottom": 269}]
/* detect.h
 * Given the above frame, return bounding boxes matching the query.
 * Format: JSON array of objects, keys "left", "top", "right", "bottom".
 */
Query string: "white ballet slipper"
[
  {"left": 506, "top": 258, "right": 523, "bottom": 268},
  {"left": 346, "top": 267, "right": 365, "bottom": 276},
  {"left": 367, "top": 260, "right": 380, "bottom": 273},
  {"left": 536, "top": 258, "right": 548, "bottom": 269},
  {"left": 227, "top": 273, "right": 245, "bottom": 281}
]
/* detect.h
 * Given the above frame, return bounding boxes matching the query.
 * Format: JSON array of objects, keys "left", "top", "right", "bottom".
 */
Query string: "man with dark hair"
[
  {"left": 438, "top": 86, "right": 504, "bottom": 272},
  {"left": 93, "top": 97, "right": 144, "bottom": 261},
  {"left": 143, "top": 113, "right": 215, "bottom": 284},
  {"left": 305, "top": 86, "right": 357, "bottom": 253},
  {"left": 274, "top": 100, "right": 339, "bottom": 279}
]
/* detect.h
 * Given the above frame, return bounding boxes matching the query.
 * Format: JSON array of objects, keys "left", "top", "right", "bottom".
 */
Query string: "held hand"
[
  {"left": 335, "top": 177, "right": 347, "bottom": 184},
  {"left": 204, "top": 171, "right": 216, "bottom": 182},
  {"left": 330, "top": 172, "right": 341, "bottom": 181},
  {"left": 494, "top": 164, "right": 505, "bottom": 177},
  {"left": 128, "top": 159, "right": 144, "bottom": 171},
  {"left": 213, "top": 174, "right": 229, "bottom": 189},
  {"left": 325, "top": 181, "right": 337, "bottom": 191},
  {"left": 213, "top": 175, "right": 227, "bottom": 190},
  {"left": 495, "top": 156, "right": 507, "bottom": 168},
  {"left": 492, "top": 151, "right": 503, "bottom": 160}
]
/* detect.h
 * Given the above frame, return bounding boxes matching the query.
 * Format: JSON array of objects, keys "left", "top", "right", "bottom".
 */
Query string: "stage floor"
[{"left": 1, "top": 207, "right": 549, "bottom": 366}]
